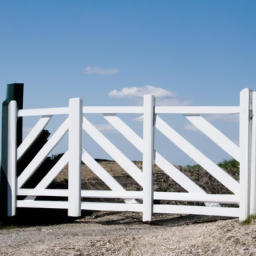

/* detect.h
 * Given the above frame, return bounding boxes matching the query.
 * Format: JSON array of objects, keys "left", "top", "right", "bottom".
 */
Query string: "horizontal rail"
[
  {"left": 18, "top": 108, "right": 69, "bottom": 116},
  {"left": 17, "top": 190, "right": 239, "bottom": 204},
  {"left": 155, "top": 106, "right": 240, "bottom": 114},
  {"left": 18, "top": 106, "right": 240, "bottom": 116},
  {"left": 154, "top": 205, "right": 239, "bottom": 217},
  {"left": 16, "top": 200, "right": 239, "bottom": 216},
  {"left": 81, "top": 202, "right": 143, "bottom": 212},
  {"left": 17, "top": 200, "right": 68, "bottom": 209},
  {"left": 83, "top": 107, "right": 144, "bottom": 114}
]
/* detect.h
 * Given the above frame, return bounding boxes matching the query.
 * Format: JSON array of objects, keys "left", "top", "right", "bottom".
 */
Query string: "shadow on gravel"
[
  {"left": 149, "top": 215, "right": 236, "bottom": 226},
  {"left": 1, "top": 208, "right": 93, "bottom": 229}
]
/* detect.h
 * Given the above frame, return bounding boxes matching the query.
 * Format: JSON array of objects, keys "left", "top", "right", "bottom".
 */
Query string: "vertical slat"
[
  {"left": 7, "top": 101, "right": 17, "bottom": 216},
  {"left": 68, "top": 98, "right": 82, "bottom": 217},
  {"left": 143, "top": 95, "right": 155, "bottom": 222},
  {"left": 250, "top": 91, "right": 256, "bottom": 214},
  {"left": 239, "top": 88, "right": 251, "bottom": 221}
]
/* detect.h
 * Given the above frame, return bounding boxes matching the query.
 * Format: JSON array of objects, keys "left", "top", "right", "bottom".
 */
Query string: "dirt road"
[{"left": 1, "top": 212, "right": 256, "bottom": 256}]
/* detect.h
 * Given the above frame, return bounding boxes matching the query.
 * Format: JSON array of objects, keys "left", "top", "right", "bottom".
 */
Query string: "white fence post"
[
  {"left": 7, "top": 101, "right": 17, "bottom": 216},
  {"left": 250, "top": 91, "right": 256, "bottom": 214},
  {"left": 68, "top": 98, "right": 82, "bottom": 217},
  {"left": 143, "top": 95, "right": 155, "bottom": 222},
  {"left": 240, "top": 88, "right": 251, "bottom": 221}
]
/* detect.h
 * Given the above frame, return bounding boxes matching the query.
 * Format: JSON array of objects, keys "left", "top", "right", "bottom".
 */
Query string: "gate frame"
[{"left": 2, "top": 86, "right": 256, "bottom": 222}]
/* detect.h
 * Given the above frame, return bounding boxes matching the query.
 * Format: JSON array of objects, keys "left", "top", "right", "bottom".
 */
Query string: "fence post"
[
  {"left": 143, "top": 95, "right": 155, "bottom": 222},
  {"left": 0, "top": 83, "right": 23, "bottom": 221},
  {"left": 239, "top": 88, "right": 251, "bottom": 221},
  {"left": 7, "top": 101, "right": 17, "bottom": 216},
  {"left": 250, "top": 91, "right": 256, "bottom": 214},
  {"left": 68, "top": 98, "right": 83, "bottom": 217}
]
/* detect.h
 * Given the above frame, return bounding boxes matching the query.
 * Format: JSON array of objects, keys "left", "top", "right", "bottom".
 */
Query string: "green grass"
[
  {"left": 0, "top": 221, "right": 19, "bottom": 230},
  {"left": 240, "top": 215, "right": 256, "bottom": 225},
  {"left": 185, "top": 158, "right": 240, "bottom": 178}
]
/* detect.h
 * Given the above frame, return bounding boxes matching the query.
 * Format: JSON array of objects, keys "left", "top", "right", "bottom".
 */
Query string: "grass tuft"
[{"left": 240, "top": 215, "right": 256, "bottom": 225}]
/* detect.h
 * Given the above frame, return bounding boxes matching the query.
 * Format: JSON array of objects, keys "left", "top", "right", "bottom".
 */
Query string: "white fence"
[{"left": 7, "top": 88, "right": 256, "bottom": 221}]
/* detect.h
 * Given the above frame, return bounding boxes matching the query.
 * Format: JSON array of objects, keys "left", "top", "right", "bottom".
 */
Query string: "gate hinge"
[{"left": 250, "top": 109, "right": 253, "bottom": 120}]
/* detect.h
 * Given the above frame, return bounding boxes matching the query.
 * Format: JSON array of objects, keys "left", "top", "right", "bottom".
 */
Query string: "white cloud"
[
  {"left": 184, "top": 124, "right": 199, "bottom": 131},
  {"left": 109, "top": 85, "right": 190, "bottom": 106},
  {"left": 205, "top": 114, "right": 239, "bottom": 123},
  {"left": 109, "top": 85, "right": 177, "bottom": 98},
  {"left": 132, "top": 115, "right": 144, "bottom": 122},
  {"left": 83, "top": 66, "right": 119, "bottom": 75},
  {"left": 93, "top": 123, "right": 117, "bottom": 132}
]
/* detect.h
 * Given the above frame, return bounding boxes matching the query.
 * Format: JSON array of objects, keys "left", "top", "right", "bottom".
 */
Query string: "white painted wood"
[
  {"left": 17, "top": 116, "right": 52, "bottom": 160},
  {"left": 155, "top": 116, "right": 240, "bottom": 195},
  {"left": 18, "top": 189, "right": 69, "bottom": 197},
  {"left": 18, "top": 118, "right": 69, "bottom": 188},
  {"left": 155, "top": 106, "right": 240, "bottom": 114},
  {"left": 81, "top": 202, "right": 143, "bottom": 212},
  {"left": 81, "top": 149, "right": 139, "bottom": 205},
  {"left": 82, "top": 117, "right": 143, "bottom": 185},
  {"left": 104, "top": 114, "right": 143, "bottom": 152},
  {"left": 35, "top": 151, "right": 69, "bottom": 190},
  {"left": 104, "top": 114, "right": 208, "bottom": 195},
  {"left": 83, "top": 106, "right": 143, "bottom": 114},
  {"left": 17, "top": 200, "right": 68, "bottom": 209},
  {"left": 185, "top": 115, "right": 240, "bottom": 161},
  {"left": 24, "top": 151, "right": 69, "bottom": 201},
  {"left": 68, "top": 98, "right": 82, "bottom": 217},
  {"left": 18, "top": 108, "right": 69, "bottom": 117},
  {"left": 7, "top": 101, "right": 17, "bottom": 216},
  {"left": 82, "top": 149, "right": 125, "bottom": 191},
  {"left": 17, "top": 189, "right": 239, "bottom": 204},
  {"left": 250, "top": 91, "right": 256, "bottom": 214},
  {"left": 154, "top": 205, "right": 239, "bottom": 217},
  {"left": 153, "top": 192, "right": 239, "bottom": 204},
  {"left": 18, "top": 106, "right": 239, "bottom": 116},
  {"left": 81, "top": 190, "right": 143, "bottom": 198},
  {"left": 142, "top": 95, "right": 155, "bottom": 222},
  {"left": 240, "top": 88, "right": 251, "bottom": 221}
]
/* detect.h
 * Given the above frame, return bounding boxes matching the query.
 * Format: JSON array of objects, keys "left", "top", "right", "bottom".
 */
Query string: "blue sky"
[{"left": 0, "top": 0, "right": 255, "bottom": 165}]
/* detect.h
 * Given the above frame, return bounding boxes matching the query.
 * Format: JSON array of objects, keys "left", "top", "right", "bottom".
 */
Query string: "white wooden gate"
[{"left": 7, "top": 88, "right": 256, "bottom": 221}]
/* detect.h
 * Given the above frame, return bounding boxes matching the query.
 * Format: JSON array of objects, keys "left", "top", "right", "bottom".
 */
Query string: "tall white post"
[
  {"left": 250, "top": 91, "right": 256, "bottom": 214},
  {"left": 239, "top": 88, "right": 251, "bottom": 221},
  {"left": 68, "top": 98, "right": 82, "bottom": 217},
  {"left": 143, "top": 95, "right": 155, "bottom": 222},
  {"left": 7, "top": 101, "right": 17, "bottom": 216}
]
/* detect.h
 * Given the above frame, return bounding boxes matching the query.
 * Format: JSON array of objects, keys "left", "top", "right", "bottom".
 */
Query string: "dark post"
[{"left": 0, "top": 83, "right": 24, "bottom": 221}]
